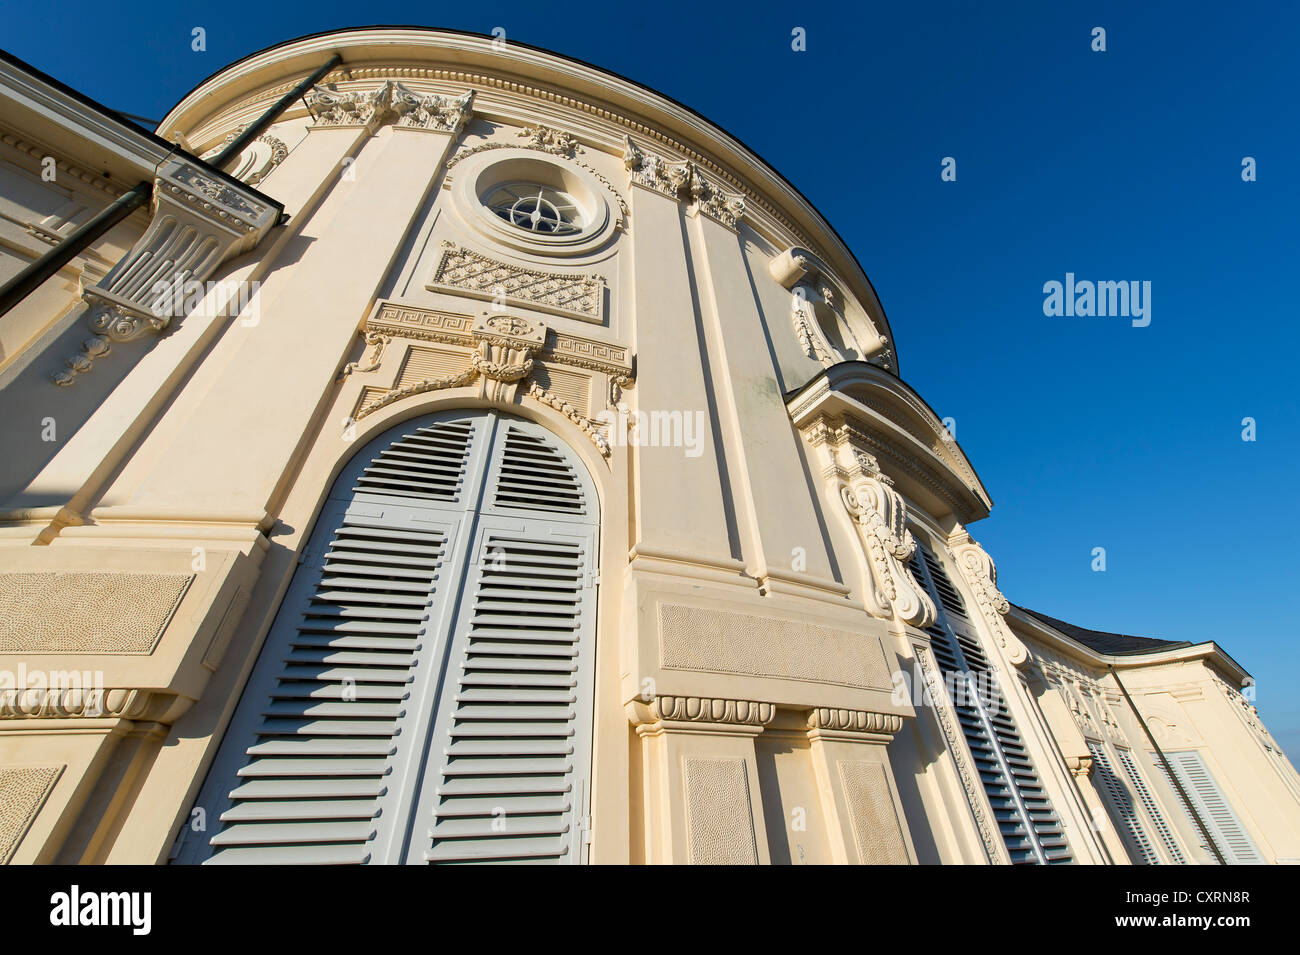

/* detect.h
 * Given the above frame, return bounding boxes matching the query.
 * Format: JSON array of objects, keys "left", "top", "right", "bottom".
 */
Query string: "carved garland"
[{"left": 349, "top": 307, "right": 633, "bottom": 460}]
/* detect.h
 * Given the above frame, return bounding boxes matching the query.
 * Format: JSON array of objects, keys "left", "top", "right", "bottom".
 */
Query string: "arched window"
[{"left": 174, "top": 410, "right": 599, "bottom": 864}]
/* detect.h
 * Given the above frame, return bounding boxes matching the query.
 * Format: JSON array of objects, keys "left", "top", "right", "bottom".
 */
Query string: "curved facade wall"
[{"left": 0, "top": 29, "right": 1297, "bottom": 865}]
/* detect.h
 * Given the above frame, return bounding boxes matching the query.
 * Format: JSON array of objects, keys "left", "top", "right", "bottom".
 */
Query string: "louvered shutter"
[
  {"left": 413, "top": 418, "right": 598, "bottom": 864},
  {"left": 1087, "top": 741, "right": 1159, "bottom": 864},
  {"left": 1114, "top": 747, "right": 1185, "bottom": 864},
  {"left": 176, "top": 411, "right": 598, "bottom": 865},
  {"left": 413, "top": 518, "right": 596, "bottom": 863},
  {"left": 1158, "top": 751, "right": 1263, "bottom": 864},
  {"left": 909, "top": 543, "right": 1072, "bottom": 864}
]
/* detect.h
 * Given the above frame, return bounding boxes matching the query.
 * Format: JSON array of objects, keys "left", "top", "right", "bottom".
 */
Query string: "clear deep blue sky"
[{"left": 3, "top": 2, "right": 1297, "bottom": 756}]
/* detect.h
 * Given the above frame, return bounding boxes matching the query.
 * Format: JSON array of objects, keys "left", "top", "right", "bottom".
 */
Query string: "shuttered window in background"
[
  {"left": 1113, "top": 747, "right": 1186, "bottom": 864},
  {"left": 174, "top": 411, "right": 599, "bottom": 865},
  {"left": 1086, "top": 741, "right": 1159, "bottom": 864},
  {"left": 1156, "top": 750, "right": 1264, "bottom": 865},
  {"left": 910, "top": 543, "right": 1072, "bottom": 864}
]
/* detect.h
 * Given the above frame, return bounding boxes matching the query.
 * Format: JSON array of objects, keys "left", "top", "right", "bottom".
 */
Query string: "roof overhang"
[
  {"left": 1008, "top": 605, "right": 1253, "bottom": 686},
  {"left": 0, "top": 48, "right": 279, "bottom": 214},
  {"left": 787, "top": 361, "right": 992, "bottom": 524}
]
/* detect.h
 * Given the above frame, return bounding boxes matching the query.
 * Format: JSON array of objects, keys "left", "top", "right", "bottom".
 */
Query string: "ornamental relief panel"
[
  {"left": 346, "top": 301, "right": 633, "bottom": 460},
  {"left": 427, "top": 243, "right": 606, "bottom": 322}
]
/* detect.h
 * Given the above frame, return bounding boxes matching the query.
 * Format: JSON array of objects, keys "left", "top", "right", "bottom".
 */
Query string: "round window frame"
[{"left": 451, "top": 149, "right": 617, "bottom": 257}]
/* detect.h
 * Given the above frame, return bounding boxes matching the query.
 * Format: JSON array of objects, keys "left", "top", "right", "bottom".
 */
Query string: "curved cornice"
[
  {"left": 787, "top": 361, "right": 992, "bottom": 523},
  {"left": 154, "top": 26, "right": 899, "bottom": 374}
]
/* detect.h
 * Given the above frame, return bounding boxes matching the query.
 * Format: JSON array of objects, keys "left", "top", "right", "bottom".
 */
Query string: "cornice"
[
  {"left": 0, "top": 129, "right": 124, "bottom": 197},
  {"left": 787, "top": 364, "right": 991, "bottom": 523},
  {"left": 154, "top": 28, "right": 897, "bottom": 370}
]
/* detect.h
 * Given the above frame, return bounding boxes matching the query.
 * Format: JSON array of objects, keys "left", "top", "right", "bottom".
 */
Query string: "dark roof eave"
[{"left": 0, "top": 46, "right": 282, "bottom": 216}]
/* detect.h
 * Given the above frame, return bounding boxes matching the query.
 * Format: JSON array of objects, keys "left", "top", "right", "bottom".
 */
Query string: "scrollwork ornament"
[{"left": 948, "top": 528, "right": 1030, "bottom": 667}]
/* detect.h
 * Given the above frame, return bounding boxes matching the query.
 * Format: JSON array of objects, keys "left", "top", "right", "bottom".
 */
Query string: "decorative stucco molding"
[
  {"left": 1211, "top": 673, "right": 1283, "bottom": 754},
  {"left": 785, "top": 365, "right": 991, "bottom": 524},
  {"left": 793, "top": 292, "right": 836, "bottom": 364},
  {"left": 806, "top": 708, "right": 903, "bottom": 736},
  {"left": 0, "top": 571, "right": 192, "bottom": 654},
  {"left": 306, "top": 80, "right": 473, "bottom": 134},
  {"left": 353, "top": 305, "right": 632, "bottom": 459},
  {"left": 626, "top": 695, "right": 776, "bottom": 727},
  {"left": 772, "top": 246, "right": 893, "bottom": 370},
  {"left": 339, "top": 331, "right": 390, "bottom": 378},
  {"left": 914, "top": 641, "right": 1009, "bottom": 864},
  {"left": 0, "top": 765, "right": 63, "bottom": 864},
  {"left": 527, "top": 382, "right": 610, "bottom": 457},
  {"left": 201, "top": 127, "right": 287, "bottom": 185},
  {"left": 444, "top": 127, "right": 629, "bottom": 222},
  {"left": 0, "top": 687, "right": 190, "bottom": 722},
  {"left": 207, "top": 63, "right": 831, "bottom": 267},
  {"left": 1066, "top": 755, "right": 1094, "bottom": 779},
  {"left": 427, "top": 243, "right": 605, "bottom": 321},
  {"left": 622, "top": 135, "right": 745, "bottom": 228},
  {"left": 51, "top": 158, "right": 278, "bottom": 385},
  {"left": 947, "top": 527, "right": 1030, "bottom": 667},
  {"left": 802, "top": 416, "right": 935, "bottom": 627}
]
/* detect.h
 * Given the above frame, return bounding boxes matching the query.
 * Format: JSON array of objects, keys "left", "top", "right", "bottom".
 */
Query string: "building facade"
[{"left": 0, "top": 28, "right": 1297, "bottom": 865}]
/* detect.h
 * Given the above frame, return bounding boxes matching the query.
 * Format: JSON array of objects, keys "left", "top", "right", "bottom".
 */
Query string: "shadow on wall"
[{"left": 0, "top": 308, "right": 159, "bottom": 508}]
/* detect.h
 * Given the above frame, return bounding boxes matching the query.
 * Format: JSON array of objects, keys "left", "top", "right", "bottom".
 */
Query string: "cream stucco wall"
[{"left": 0, "top": 28, "right": 1296, "bottom": 866}]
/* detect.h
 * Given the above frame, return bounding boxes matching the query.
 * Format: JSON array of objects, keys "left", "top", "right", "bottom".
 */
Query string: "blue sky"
[{"left": 3, "top": 2, "right": 1297, "bottom": 757}]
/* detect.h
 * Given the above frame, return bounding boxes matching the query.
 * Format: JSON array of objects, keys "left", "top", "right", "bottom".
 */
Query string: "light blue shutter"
[
  {"left": 1087, "top": 741, "right": 1159, "bottom": 864},
  {"left": 1114, "top": 747, "right": 1185, "bottom": 864},
  {"left": 1161, "top": 751, "right": 1264, "bottom": 864},
  {"left": 176, "top": 412, "right": 598, "bottom": 865},
  {"left": 910, "top": 544, "right": 1072, "bottom": 864}
]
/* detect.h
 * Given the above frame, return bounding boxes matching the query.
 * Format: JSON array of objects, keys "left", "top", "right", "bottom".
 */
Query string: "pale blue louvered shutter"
[
  {"left": 175, "top": 411, "right": 598, "bottom": 865},
  {"left": 1114, "top": 747, "right": 1185, "bottom": 864},
  {"left": 909, "top": 543, "right": 1072, "bottom": 864},
  {"left": 1158, "top": 751, "right": 1264, "bottom": 864},
  {"left": 413, "top": 419, "right": 598, "bottom": 864},
  {"left": 1086, "top": 741, "right": 1159, "bottom": 864}
]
